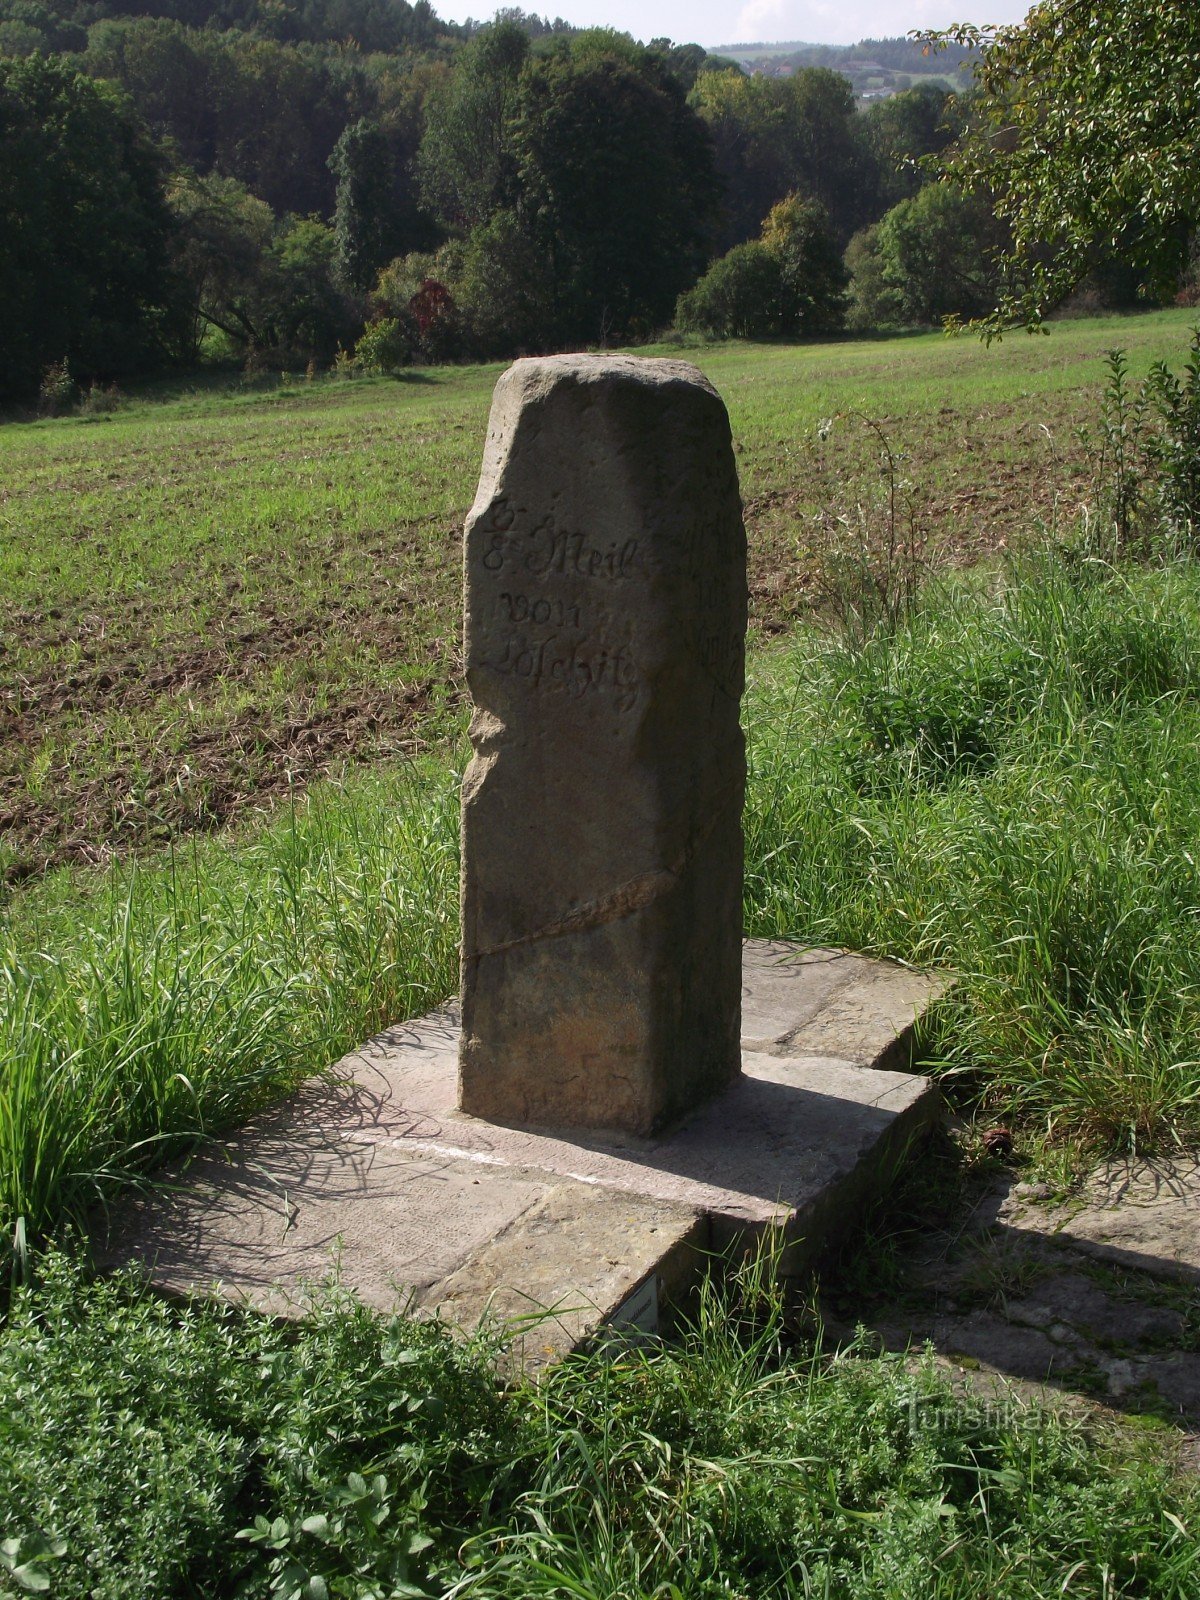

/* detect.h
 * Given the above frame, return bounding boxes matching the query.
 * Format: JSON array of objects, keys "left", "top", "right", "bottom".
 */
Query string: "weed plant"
[
  {"left": 1, "top": 1251, "right": 1197, "bottom": 1599},
  {"left": 0, "top": 766, "right": 458, "bottom": 1271},
  {"left": 1079, "top": 329, "right": 1200, "bottom": 560},
  {"left": 745, "top": 552, "right": 1200, "bottom": 1151}
]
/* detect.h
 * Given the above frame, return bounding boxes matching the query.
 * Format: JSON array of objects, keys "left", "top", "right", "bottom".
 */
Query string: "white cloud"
[
  {"left": 710, "top": 0, "right": 1028, "bottom": 49},
  {"left": 435, "top": 0, "right": 1031, "bottom": 50},
  {"left": 734, "top": 0, "right": 790, "bottom": 43}
]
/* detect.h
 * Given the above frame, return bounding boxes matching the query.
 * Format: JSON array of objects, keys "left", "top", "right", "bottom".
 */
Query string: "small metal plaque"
[{"left": 608, "top": 1272, "right": 659, "bottom": 1338}]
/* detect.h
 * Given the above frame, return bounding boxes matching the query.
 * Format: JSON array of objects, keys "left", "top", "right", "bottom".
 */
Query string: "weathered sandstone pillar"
[{"left": 458, "top": 354, "right": 747, "bottom": 1137}]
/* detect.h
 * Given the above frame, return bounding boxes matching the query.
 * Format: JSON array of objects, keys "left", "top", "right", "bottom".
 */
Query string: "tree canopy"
[
  {"left": 0, "top": 53, "right": 178, "bottom": 398},
  {"left": 933, "top": 0, "right": 1200, "bottom": 326},
  {"left": 11, "top": 0, "right": 1189, "bottom": 395}
]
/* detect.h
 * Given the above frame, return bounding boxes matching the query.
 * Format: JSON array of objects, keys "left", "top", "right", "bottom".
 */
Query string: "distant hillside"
[{"left": 711, "top": 34, "right": 977, "bottom": 97}]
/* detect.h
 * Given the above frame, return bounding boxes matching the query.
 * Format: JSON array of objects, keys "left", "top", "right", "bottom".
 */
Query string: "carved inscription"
[
  {"left": 492, "top": 635, "right": 638, "bottom": 710},
  {"left": 480, "top": 500, "right": 641, "bottom": 584},
  {"left": 459, "top": 352, "right": 748, "bottom": 1138},
  {"left": 474, "top": 498, "right": 641, "bottom": 711},
  {"left": 499, "top": 593, "right": 581, "bottom": 629}
]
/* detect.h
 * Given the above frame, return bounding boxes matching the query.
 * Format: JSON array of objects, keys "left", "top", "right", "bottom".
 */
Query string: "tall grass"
[
  {"left": 0, "top": 765, "right": 459, "bottom": 1265},
  {"left": 745, "top": 552, "right": 1200, "bottom": 1150},
  {"left": 6, "top": 551, "right": 1200, "bottom": 1255}
]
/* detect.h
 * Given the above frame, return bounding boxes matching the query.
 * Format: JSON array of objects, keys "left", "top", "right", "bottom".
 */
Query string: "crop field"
[
  {"left": 2, "top": 308, "right": 1193, "bottom": 881},
  {"left": 4, "top": 307, "right": 1200, "bottom": 1252},
  {"left": 4, "top": 312, "right": 1200, "bottom": 1598}
]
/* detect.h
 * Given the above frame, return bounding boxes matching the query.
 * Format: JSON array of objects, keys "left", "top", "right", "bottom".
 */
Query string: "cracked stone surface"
[
  {"left": 1007, "top": 1156, "right": 1200, "bottom": 1283},
  {"left": 459, "top": 354, "right": 747, "bottom": 1137},
  {"left": 823, "top": 1164, "right": 1200, "bottom": 1432},
  {"left": 97, "top": 940, "right": 942, "bottom": 1365}
]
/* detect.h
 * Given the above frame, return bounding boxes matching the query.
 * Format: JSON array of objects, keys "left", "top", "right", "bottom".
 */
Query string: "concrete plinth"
[{"left": 98, "top": 941, "right": 947, "bottom": 1366}]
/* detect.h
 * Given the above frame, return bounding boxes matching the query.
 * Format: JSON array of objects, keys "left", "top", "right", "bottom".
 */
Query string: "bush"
[
  {"left": 761, "top": 192, "right": 848, "bottom": 334},
  {"left": 676, "top": 241, "right": 785, "bottom": 338},
  {"left": 373, "top": 250, "right": 468, "bottom": 360},
  {"left": 677, "top": 194, "right": 846, "bottom": 339},
  {"left": 77, "top": 380, "right": 124, "bottom": 415},
  {"left": 0, "top": 1254, "right": 509, "bottom": 1600},
  {"left": 845, "top": 184, "right": 1006, "bottom": 329},
  {"left": 1081, "top": 333, "right": 1200, "bottom": 556},
  {"left": 36, "top": 358, "right": 74, "bottom": 416},
  {"left": 352, "top": 315, "right": 414, "bottom": 373},
  {"left": 4, "top": 1252, "right": 1196, "bottom": 1600}
]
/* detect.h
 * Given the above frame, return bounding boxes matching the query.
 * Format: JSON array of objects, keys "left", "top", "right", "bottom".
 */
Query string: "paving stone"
[
  {"left": 1003, "top": 1157, "right": 1200, "bottom": 1285},
  {"left": 1004, "top": 1271, "right": 1187, "bottom": 1348},
  {"left": 98, "top": 940, "right": 942, "bottom": 1361}
]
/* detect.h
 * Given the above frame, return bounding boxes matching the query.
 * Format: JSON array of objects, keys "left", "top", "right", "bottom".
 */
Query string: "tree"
[
  {"left": 676, "top": 243, "right": 785, "bottom": 339},
  {"left": 932, "top": 1, "right": 1200, "bottom": 325},
  {"left": 329, "top": 118, "right": 400, "bottom": 290},
  {"left": 454, "top": 209, "right": 555, "bottom": 356},
  {"left": 81, "top": 20, "right": 356, "bottom": 218},
  {"left": 760, "top": 193, "right": 848, "bottom": 334},
  {"left": 513, "top": 38, "right": 717, "bottom": 346},
  {"left": 690, "top": 66, "right": 868, "bottom": 253},
  {"left": 844, "top": 184, "right": 1006, "bottom": 330},
  {"left": 860, "top": 82, "right": 960, "bottom": 213},
  {"left": 259, "top": 215, "right": 358, "bottom": 361},
  {"left": 170, "top": 173, "right": 357, "bottom": 364},
  {"left": 0, "top": 54, "right": 179, "bottom": 400},
  {"left": 416, "top": 20, "right": 528, "bottom": 228},
  {"left": 168, "top": 169, "right": 275, "bottom": 359},
  {"left": 82, "top": 19, "right": 219, "bottom": 175},
  {"left": 0, "top": 0, "right": 86, "bottom": 55},
  {"left": 677, "top": 193, "right": 846, "bottom": 339}
]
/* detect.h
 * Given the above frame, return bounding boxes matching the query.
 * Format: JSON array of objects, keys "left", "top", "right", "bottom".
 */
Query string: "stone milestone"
[{"left": 458, "top": 353, "right": 748, "bottom": 1137}]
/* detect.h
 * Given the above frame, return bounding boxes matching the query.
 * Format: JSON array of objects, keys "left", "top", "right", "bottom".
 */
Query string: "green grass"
[
  {"left": 1, "top": 763, "right": 459, "bottom": 1261},
  {"left": 2, "top": 1251, "right": 1197, "bottom": 1600},
  {"left": 2, "top": 310, "right": 1194, "bottom": 877},
  {"left": 5, "top": 318, "right": 1200, "bottom": 1597},
  {"left": 744, "top": 552, "right": 1200, "bottom": 1150},
  {"left": 6, "top": 548, "right": 1200, "bottom": 1260},
  {"left": 4, "top": 311, "right": 1200, "bottom": 1249}
]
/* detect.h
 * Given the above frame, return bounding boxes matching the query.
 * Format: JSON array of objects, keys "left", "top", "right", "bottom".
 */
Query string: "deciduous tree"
[
  {"left": 416, "top": 20, "right": 527, "bottom": 228},
  {"left": 932, "top": 1, "right": 1200, "bottom": 325},
  {"left": 0, "top": 54, "right": 178, "bottom": 399},
  {"left": 677, "top": 192, "right": 846, "bottom": 339},
  {"left": 329, "top": 117, "right": 400, "bottom": 289},
  {"left": 844, "top": 183, "right": 1006, "bottom": 329},
  {"left": 514, "top": 37, "right": 716, "bottom": 345}
]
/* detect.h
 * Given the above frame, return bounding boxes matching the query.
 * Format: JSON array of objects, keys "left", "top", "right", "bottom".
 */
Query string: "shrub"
[
  {"left": 76, "top": 380, "right": 123, "bottom": 415},
  {"left": 760, "top": 192, "right": 848, "bottom": 333},
  {"left": 845, "top": 184, "right": 1006, "bottom": 329},
  {"left": 677, "top": 194, "right": 846, "bottom": 339},
  {"left": 676, "top": 241, "right": 785, "bottom": 338},
  {"left": 352, "top": 315, "right": 414, "bottom": 373},
  {"left": 37, "top": 358, "right": 74, "bottom": 416}
]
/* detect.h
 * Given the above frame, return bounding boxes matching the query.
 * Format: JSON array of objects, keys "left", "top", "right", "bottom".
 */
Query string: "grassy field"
[
  {"left": 3, "top": 307, "right": 1200, "bottom": 1253},
  {"left": 1, "top": 309, "right": 1194, "bottom": 879},
  {"left": 4, "top": 311, "right": 1200, "bottom": 1597}
]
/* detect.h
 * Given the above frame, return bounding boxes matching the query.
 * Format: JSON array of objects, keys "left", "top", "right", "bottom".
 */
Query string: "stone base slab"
[{"left": 98, "top": 942, "right": 947, "bottom": 1365}]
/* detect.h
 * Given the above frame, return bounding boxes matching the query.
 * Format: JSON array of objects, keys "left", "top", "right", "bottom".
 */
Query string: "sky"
[{"left": 441, "top": 0, "right": 1033, "bottom": 50}]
